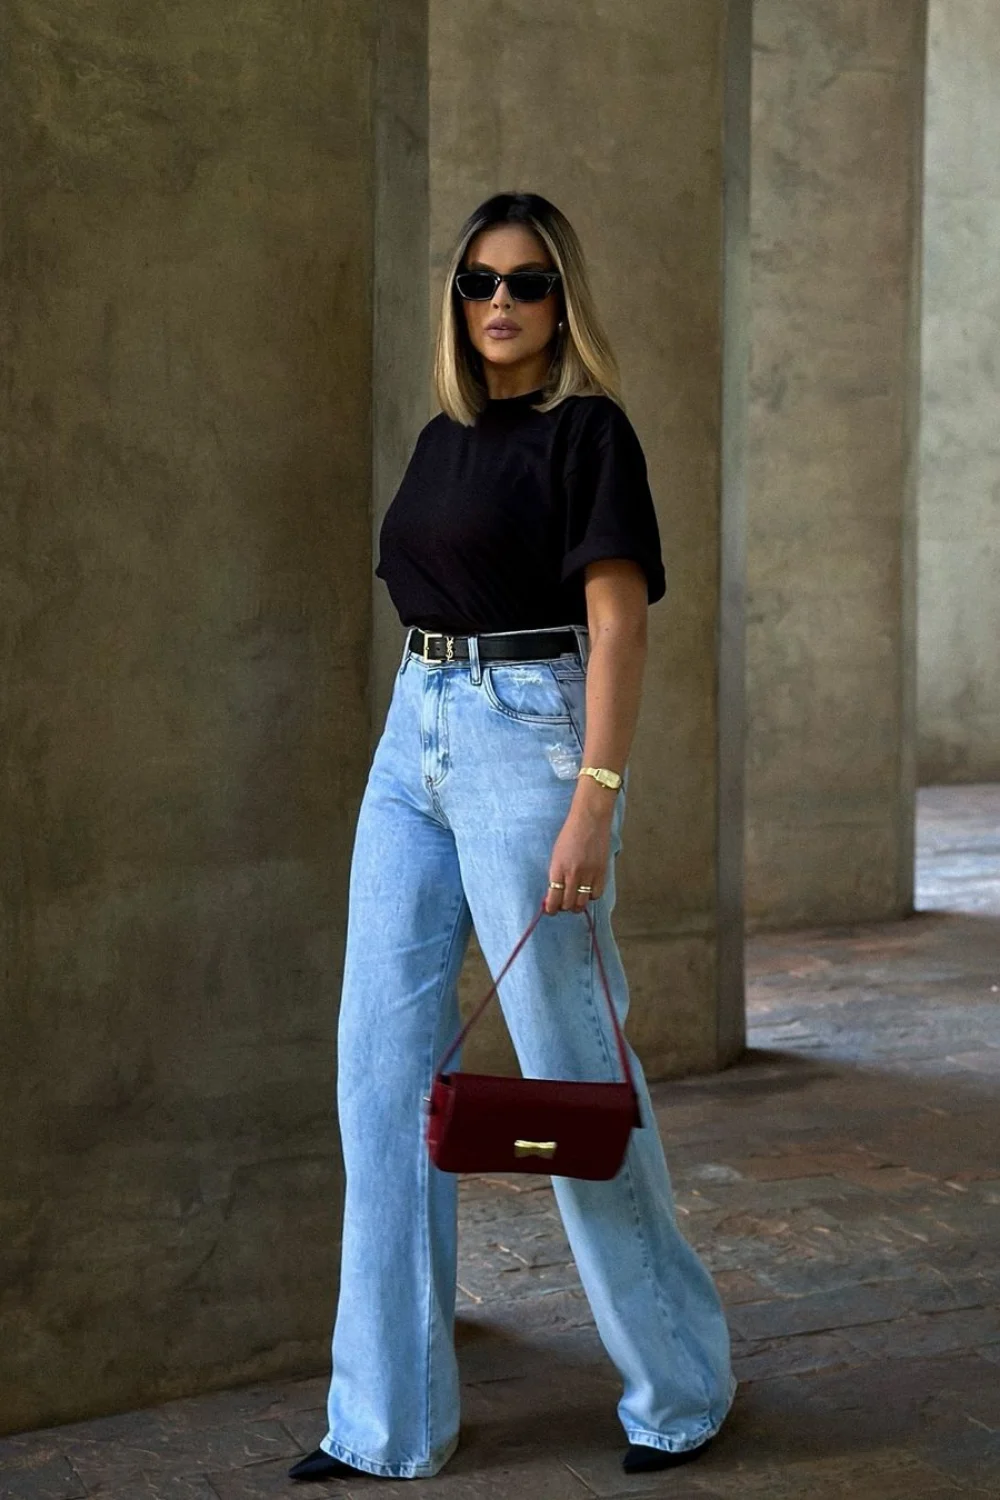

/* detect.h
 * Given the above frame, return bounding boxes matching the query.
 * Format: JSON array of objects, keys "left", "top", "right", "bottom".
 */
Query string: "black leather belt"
[{"left": 405, "top": 626, "right": 583, "bottom": 663}]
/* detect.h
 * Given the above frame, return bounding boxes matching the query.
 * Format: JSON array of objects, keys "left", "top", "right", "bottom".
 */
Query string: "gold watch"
[{"left": 578, "top": 765, "right": 623, "bottom": 793}]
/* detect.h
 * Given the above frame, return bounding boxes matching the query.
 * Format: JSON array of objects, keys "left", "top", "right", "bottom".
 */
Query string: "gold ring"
[
  {"left": 548, "top": 881, "right": 565, "bottom": 890},
  {"left": 576, "top": 885, "right": 593, "bottom": 893}
]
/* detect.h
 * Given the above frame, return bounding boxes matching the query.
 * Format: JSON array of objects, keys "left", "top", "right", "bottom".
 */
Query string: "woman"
[{"left": 290, "top": 191, "right": 735, "bottom": 1484}]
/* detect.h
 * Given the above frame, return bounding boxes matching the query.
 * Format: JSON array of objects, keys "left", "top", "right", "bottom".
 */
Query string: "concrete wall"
[
  {"left": 747, "top": 3, "right": 927, "bottom": 928},
  {"left": 372, "top": 4, "right": 430, "bottom": 729},
  {"left": 918, "top": 0, "right": 1000, "bottom": 783},
  {"left": 427, "top": 0, "right": 751, "bottom": 1077},
  {"left": 0, "top": 0, "right": 378, "bottom": 1433}
]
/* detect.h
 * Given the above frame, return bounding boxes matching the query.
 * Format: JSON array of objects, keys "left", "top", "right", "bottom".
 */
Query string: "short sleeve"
[{"left": 560, "top": 398, "right": 666, "bottom": 604}]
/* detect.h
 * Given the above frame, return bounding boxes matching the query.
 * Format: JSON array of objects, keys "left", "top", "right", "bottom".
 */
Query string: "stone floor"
[{"left": 2, "top": 785, "right": 999, "bottom": 1500}]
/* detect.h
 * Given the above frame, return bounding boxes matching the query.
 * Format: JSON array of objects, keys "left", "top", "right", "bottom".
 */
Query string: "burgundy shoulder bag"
[{"left": 424, "top": 897, "right": 643, "bottom": 1180}]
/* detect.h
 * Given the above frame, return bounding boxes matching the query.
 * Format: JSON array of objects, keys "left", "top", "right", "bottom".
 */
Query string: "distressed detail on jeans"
[{"left": 546, "top": 741, "right": 581, "bottom": 779}]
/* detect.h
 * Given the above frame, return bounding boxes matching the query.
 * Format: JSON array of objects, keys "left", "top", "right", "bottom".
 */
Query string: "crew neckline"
[{"left": 485, "top": 387, "right": 545, "bottom": 404}]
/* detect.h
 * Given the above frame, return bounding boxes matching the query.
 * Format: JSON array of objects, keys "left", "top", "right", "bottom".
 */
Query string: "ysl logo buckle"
[{"left": 418, "top": 631, "right": 457, "bottom": 664}]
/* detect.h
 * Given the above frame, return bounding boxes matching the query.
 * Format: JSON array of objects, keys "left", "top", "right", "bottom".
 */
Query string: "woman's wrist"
[{"left": 571, "top": 771, "right": 619, "bottom": 820}]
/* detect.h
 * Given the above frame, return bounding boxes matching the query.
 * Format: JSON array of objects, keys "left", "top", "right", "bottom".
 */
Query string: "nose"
[{"left": 490, "top": 277, "right": 514, "bottom": 309}]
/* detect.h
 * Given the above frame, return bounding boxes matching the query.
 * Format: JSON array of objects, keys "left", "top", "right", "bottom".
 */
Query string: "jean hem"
[
  {"left": 319, "top": 1430, "right": 459, "bottom": 1479},
  {"left": 623, "top": 1372, "right": 737, "bottom": 1454}
]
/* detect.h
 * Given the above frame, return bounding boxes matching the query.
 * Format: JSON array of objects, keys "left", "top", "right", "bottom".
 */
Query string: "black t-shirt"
[{"left": 375, "top": 388, "right": 666, "bottom": 633}]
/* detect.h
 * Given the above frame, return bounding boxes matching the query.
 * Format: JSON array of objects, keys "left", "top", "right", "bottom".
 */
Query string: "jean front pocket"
[{"left": 482, "top": 660, "right": 575, "bottom": 725}]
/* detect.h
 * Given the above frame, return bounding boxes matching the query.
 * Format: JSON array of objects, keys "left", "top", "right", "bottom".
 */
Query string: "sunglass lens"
[
  {"left": 506, "top": 273, "right": 553, "bottom": 302},
  {"left": 454, "top": 272, "right": 497, "bottom": 300}
]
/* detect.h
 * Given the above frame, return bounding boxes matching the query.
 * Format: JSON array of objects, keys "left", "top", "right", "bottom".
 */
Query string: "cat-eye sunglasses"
[{"left": 454, "top": 269, "right": 562, "bottom": 303}]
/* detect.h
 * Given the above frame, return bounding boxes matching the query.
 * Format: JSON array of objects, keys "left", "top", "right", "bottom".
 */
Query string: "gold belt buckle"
[
  {"left": 419, "top": 630, "right": 442, "bottom": 663},
  {"left": 419, "top": 631, "right": 456, "bottom": 663}
]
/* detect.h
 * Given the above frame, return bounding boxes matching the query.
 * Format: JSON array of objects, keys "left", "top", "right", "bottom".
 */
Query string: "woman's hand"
[{"left": 544, "top": 793, "right": 616, "bottom": 914}]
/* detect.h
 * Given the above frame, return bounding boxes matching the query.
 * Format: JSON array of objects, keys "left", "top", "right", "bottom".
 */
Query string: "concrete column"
[
  {"left": 918, "top": 0, "right": 1000, "bottom": 783},
  {"left": 747, "top": 4, "right": 928, "bottom": 928},
  {"left": 0, "top": 1, "right": 386, "bottom": 1432},
  {"left": 372, "top": 3, "right": 430, "bottom": 733},
  {"left": 429, "top": 1, "right": 752, "bottom": 1078}
]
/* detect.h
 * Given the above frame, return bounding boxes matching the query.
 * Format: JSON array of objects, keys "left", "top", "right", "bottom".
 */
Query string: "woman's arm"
[{"left": 544, "top": 558, "right": 649, "bottom": 915}]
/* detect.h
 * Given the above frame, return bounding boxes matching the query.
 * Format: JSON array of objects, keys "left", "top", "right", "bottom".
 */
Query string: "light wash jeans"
[{"left": 320, "top": 626, "right": 736, "bottom": 1479}]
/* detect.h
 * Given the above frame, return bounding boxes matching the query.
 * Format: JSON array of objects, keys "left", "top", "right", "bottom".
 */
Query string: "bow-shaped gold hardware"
[{"left": 514, "top": 1139, "right": 557, "bottom": 1159}]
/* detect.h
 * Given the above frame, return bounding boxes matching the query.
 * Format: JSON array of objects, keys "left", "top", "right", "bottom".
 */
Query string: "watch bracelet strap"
[{"left": 578, "top": 765, "right": 622, "bottom": 788}]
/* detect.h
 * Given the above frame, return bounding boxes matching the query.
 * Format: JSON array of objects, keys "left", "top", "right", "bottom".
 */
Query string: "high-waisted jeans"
[{"left": 320, "top": 626, "right": 736, "bottom": 1478}]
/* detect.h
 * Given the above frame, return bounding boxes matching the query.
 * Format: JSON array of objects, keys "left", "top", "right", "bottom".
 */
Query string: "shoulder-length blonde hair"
[{"left": 433, "top": 192, "right": 623, "bottom": 427}]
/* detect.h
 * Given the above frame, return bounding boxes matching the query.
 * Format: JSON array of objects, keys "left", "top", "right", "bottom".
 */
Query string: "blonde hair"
[{"left": 433, "top": 192, "right": 623, "bottom": 426}]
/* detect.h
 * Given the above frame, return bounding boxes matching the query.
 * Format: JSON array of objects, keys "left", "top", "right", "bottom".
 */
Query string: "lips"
[{"left": 486, "top": 321, "right": 520, "bottom": 332}]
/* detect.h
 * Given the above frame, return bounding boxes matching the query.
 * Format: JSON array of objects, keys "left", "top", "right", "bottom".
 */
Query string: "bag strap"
[{"left": 432, "top": 896, "right": 637, "bottom": 1094}]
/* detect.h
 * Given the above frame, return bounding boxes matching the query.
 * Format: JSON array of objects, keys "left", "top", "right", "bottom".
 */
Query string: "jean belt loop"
[
  {"left": 468, "top": 632, "right": 482, "bottom": 686},
  {"left": 399, "top": 629, "right": 413, "bottom": 675},
  {"left": 571, "top": 623, "right": 591, "bottom": 669}
]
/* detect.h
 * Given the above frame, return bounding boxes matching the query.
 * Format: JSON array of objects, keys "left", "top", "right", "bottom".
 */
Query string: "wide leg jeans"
[{"left": 320, "top": 630, "right": 736, "bottom": 1478}]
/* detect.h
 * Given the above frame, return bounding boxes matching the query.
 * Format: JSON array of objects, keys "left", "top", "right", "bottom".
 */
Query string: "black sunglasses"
[{"left": 454, "top": 269, "right": 561, "bottom": 303}]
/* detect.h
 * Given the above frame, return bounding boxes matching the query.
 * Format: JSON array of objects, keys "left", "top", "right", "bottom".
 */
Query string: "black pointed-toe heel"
[
  {"left": 288, "top": 1446, "right": 363, "bottom": 1481},
  {"left": 622, "top": 1436, "right": 712, "bottom": 1474}
]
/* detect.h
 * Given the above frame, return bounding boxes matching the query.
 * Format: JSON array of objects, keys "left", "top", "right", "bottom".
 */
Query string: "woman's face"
[{"left": 459, "top": 224, "right": 560, "bottom": 380}]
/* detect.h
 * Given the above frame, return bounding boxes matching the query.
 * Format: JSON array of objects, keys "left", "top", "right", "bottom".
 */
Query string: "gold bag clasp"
[{"left": 514, "top": 1139, "right": 557, "bottom": 1159}]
